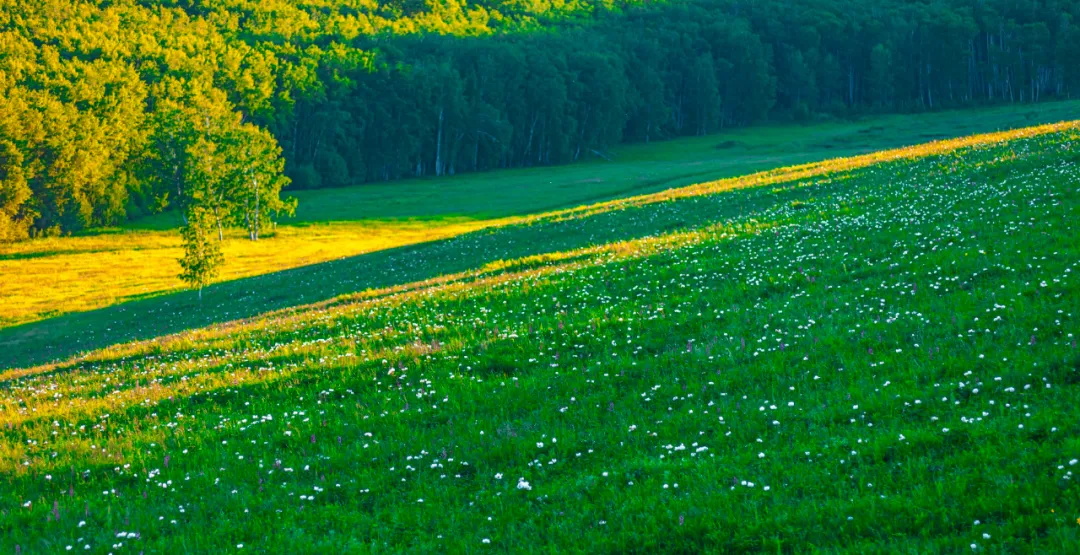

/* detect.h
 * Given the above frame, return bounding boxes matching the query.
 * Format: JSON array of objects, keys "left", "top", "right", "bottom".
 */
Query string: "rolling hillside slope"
[{"left": 2, "top": 126, "right": 1078, "bottom": 551}]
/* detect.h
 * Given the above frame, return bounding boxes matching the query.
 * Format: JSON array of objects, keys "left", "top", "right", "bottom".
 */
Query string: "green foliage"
[
  {"left": 0, "top": 0, "right": 299, "bottom": 240},
  {"left": 178, "top": 208, "right": 225, "bottom": 297},
  {"left": 227, "top": 124, "right": 297, "bottom": 240},
  {"left": 2, "top": 0, "right": 1079, "bottom": 239},
  {"left": 0, "top": 136, "right": 34, "bottom": 242},
  {"left": 277, "top": 0, "right": 1078, "bottom": 185}
]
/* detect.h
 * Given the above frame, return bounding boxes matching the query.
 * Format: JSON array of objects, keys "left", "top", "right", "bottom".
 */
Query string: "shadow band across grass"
[{"left": 0, "top": 179, "right": 816, "bottom": 370}]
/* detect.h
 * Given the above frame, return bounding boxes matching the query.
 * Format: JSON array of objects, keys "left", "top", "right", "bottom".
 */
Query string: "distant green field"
[
  {"left": 131, "top": 101, "right": 1080, "bottom": 228},
  {"left": 3, "top": 125, "right": 1078, "bottom": 552}
]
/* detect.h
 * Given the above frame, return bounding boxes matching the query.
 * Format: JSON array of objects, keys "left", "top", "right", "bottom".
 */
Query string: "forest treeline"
[{"left": 2, "top": 0, "right": 1079, "bottom": 241}]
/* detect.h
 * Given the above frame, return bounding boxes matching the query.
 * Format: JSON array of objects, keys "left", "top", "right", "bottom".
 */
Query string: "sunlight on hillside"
[{"left": 0, "top": 219, "right": 499, "bottom": 327}]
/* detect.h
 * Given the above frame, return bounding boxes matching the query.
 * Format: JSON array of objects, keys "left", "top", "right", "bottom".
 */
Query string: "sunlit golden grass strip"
[
  {"left": 526, "top": 120, "right": 1080, "bottom": 222},
  {"left": 0, "top": 330, "right": 485, "bottom": 475},
  {"left": 0, "top": 218, "right": 506, "bottom": 328},
  {"left": 0, "top": 300, "right": 522, "bottom": 473}
]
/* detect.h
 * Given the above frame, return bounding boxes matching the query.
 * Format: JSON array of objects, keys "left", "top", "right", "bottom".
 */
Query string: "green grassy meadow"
[{"left": 1, "top": 119, "right": 1078, "bottom": 552}]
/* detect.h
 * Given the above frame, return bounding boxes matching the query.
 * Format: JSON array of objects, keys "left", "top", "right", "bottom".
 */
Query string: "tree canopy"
[{"left": 2, "top": 0, "right": 1078, "bottom": 240}]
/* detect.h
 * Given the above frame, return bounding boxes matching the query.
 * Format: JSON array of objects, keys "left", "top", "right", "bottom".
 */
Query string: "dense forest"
[{"left": 2, "top": 0, "right": 1079, "bottom": 241}]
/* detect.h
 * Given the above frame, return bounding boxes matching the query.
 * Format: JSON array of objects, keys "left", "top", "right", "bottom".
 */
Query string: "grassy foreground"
[
  {"left": 2, "top": 101, "right": 1079, "bottom": 329},
  {"left": 1, "top": 123, "right": 1078, "bottom": 552}
]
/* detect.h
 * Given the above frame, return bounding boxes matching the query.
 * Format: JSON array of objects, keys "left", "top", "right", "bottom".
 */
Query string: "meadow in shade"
[{"left": 1, "top": 124, "right": 1078, "bottom": 552}]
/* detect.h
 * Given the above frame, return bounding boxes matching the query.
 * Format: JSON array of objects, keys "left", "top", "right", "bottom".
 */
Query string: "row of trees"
[
  {"left": 0, "top": 0, "right": 300, "bottom": 242},
  {"left": 284, "top": 0, "right": 1080, "bottom": 183},
  {"left": 2, "top": 0, "right": 1080, "bottom": 243}
]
